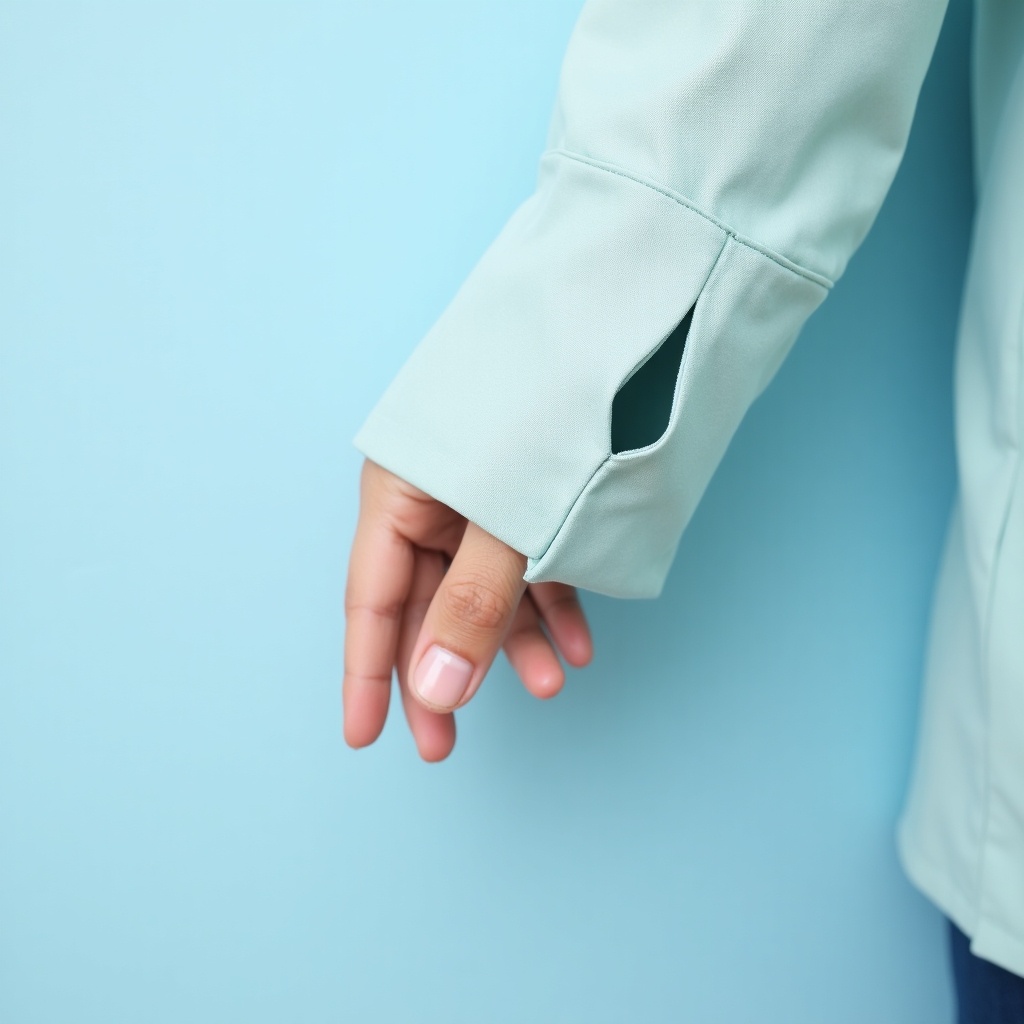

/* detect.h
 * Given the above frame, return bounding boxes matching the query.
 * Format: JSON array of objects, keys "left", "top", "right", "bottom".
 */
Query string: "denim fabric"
[{"left": 950, "top": 919, "right": 1024, "bottom": 1024}]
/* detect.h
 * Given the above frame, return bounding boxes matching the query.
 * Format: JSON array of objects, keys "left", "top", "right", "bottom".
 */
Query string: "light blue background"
[{"left": 0, "top": 2, "right": 973, "bottom": 1021}]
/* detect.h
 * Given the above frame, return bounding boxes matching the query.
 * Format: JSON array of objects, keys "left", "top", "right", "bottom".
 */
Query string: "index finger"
[{"left": 342, "top": 469, "right": 415, "bottom": 748}]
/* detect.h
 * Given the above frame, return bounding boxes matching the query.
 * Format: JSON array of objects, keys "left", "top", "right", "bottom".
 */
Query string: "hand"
[{"left": 343, "top": 458, "right": 593, "bottom": 761}]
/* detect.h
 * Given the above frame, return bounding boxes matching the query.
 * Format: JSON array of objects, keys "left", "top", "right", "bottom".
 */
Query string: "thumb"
[{"left": 408, "top": 521, "right": 528, "bottom": 712}]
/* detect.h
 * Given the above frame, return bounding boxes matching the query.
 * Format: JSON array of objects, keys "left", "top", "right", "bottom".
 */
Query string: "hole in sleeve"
[{"left": 610, "top": 306, "right": 694, "bottom": 455}]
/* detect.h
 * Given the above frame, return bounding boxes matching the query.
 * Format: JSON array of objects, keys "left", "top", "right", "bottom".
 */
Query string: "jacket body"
[{"left": 898, "top": 0, "right": 1024, "bottom": 976}]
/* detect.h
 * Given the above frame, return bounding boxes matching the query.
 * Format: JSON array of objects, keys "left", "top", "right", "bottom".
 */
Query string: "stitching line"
[
  {"left": 973, "top": 286, "right": 1024, "bottom": 932},
  {"left": 525, "top": 451, "right": 609, "bottom": 579},
  {"left": 544, "top": 147, "right": 834, "bottom": 290}
]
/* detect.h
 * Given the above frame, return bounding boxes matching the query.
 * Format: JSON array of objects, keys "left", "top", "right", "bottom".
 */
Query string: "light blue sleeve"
[{"left": 352, "top": 0, "right": 949, "bottom": 599}]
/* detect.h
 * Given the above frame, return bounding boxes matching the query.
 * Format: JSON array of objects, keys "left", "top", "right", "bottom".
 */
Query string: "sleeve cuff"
[{"left": 353, "top": 150, "right": 828, "bottom": 598}]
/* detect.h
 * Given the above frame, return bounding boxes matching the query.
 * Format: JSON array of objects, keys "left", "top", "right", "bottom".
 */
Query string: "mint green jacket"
[{"left": 354, "top": 0, "right": 1024, "bottom": 977}]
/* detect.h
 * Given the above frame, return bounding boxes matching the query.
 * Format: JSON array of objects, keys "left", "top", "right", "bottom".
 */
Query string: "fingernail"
[{"left": 413, "top": 644, "right": 474, "bottom": 708}]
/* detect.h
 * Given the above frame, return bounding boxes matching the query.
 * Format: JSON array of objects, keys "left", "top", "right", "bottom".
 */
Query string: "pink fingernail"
[{"left": 413, "top": 644, "right": 474, "bottom": 708}]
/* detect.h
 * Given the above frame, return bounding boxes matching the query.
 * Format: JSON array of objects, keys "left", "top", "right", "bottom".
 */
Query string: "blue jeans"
[{"left": 949, "top": 918, "right": 1024, "bottom": 1023}]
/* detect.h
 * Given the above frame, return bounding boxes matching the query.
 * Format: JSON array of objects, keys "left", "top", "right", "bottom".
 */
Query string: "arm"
[
  {"left": 353, "top": 0, "right": 949, "bottom": 600},
  {"left": 345, "top": 0, "right": 949, "bottom": 756}
]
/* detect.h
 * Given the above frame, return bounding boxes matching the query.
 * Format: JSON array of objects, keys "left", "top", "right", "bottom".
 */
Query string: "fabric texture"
[{"left": 352, "top": 0, "right": 1024, "bottom": 981}]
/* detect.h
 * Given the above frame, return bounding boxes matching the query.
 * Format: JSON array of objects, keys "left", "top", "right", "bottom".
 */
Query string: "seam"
[
  {"left": 1014, "top": 281, "right": 1024, "bottom": 452},
  {"left": 526, "top": 454, "right": 610, "bottom": 576},
  {"left": 970, "top": 465, "right": 1013, "bottom": 930},
  {"left": 543, "top": 147, "right": 834, "bottom": 291},
  {"left": 973, "top": 291, "right": 1024, "bottom": 929}
]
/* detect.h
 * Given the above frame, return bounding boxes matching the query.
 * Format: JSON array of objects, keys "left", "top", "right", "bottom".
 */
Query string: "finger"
[
  {"left": 502, "top": 590, "right": 565, "bottom": 700},
  {"left": 406, "top": 520, "right": 527, "bottom": 713},
  {"left": 395, "top": 548, "right": 456, "bottom": 762},
  {"left": 527, "top": 582, "right": 593, "bottom": 667},
  {"left": 342, "top": 462, "right": 415, "bottom": 748}
]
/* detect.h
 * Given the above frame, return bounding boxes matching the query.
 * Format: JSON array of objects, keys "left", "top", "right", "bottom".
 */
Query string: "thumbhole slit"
[{"left": 610, "top": 306, "right": 694, "bottom": 455}]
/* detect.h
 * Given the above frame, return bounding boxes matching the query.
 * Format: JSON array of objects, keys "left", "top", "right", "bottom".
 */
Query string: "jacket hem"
[{"left": 897, "top": 820, "right": 1024, "bottom": 979}]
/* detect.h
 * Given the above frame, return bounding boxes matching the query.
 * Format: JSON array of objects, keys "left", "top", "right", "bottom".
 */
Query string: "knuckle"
[
  {"left": 344, "top": 594, "right": 404, "bottom": 623},
  {"left": 440, "top": 575, "right": 511, "bottom": 634},
  {"left": 383, "top": 499, "right": 431, "bottom": 540}
]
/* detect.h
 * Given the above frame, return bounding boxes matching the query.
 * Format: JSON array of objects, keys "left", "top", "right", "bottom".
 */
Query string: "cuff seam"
[{"left": 543, "top": 147, "right": 834, "bottom": 291}]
